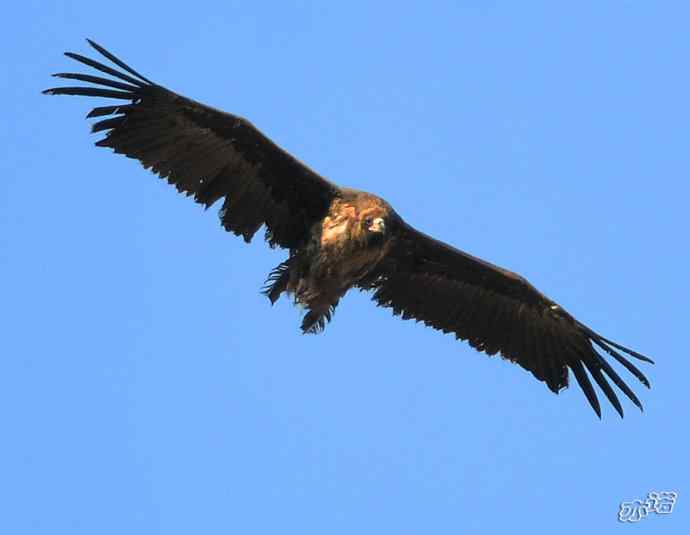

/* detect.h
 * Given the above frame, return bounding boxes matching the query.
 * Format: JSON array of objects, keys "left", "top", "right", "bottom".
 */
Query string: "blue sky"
[{"left": 2, "top": 1, "right": 689, "bottom": 533}]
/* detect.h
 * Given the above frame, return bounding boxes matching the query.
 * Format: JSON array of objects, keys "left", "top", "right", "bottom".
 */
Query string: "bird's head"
[
  {"left": 359, "top": 207, "right": 391, "bottom": 248},
  {"left": 364, "top": 215, "right": 386, "bottom": 234},
  {"left": 344, "top": 193, "right": 394, "bottom": 249}
]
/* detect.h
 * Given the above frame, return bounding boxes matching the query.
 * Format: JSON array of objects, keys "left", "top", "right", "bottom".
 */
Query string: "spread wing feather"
[
  {"left": 44, "top": 39, "right": 340, "bottom": 249},
  {"left": 362, "top": 221, "right": 653, "bottom": 418}
]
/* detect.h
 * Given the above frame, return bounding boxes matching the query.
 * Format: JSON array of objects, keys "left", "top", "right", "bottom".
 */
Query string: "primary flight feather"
[{"left": 44, "top": 40, "right": 653, "bottom": 418}]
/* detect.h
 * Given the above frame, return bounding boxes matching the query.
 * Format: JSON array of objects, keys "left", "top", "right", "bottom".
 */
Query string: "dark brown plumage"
[{"left": 44, "top": 40, "right": 653, "bottom": 418}]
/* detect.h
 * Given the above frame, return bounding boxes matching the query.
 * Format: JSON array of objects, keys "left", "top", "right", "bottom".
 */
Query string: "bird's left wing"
[
  {"left": 360, "top": 220, "right": 653, "bottom": 417},
  {"left": 44, "top": 40, "right": 340, "bottom": 250}
]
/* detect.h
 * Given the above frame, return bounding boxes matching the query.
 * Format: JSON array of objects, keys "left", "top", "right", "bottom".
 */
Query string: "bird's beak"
[{"left": 370, "top": 217, "right": 386, "bottom": 234}]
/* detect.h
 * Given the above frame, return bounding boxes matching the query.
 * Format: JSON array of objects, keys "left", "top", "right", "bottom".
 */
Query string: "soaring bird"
[{"left": 44, "top": 40, "right": 653, "bottom": 418}]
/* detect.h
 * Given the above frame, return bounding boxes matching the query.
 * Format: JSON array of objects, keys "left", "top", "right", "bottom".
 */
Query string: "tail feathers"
[
  {"left": 262, "top": 259, "right": 293, "bottom": 304},
  {"left": 301, "top": 304, "right": 337, "bottom": 334}
]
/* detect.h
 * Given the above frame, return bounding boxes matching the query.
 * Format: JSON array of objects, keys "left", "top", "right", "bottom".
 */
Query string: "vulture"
[{"left": 44, "top": 40, "right": 653, "bottom": 418}]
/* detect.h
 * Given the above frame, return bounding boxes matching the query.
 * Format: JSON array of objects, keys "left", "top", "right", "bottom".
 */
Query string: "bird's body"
[
  {"left": 44, "top": 40, "right": 654, "bottom": 417},
  {"left": 268, "top": 191, "right": 395, "bottom": 332}
]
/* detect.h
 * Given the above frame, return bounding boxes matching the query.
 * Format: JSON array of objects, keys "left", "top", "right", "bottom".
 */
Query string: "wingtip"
[
  {"left": 632, "top": 353, "right": 655, "bottom": 365},
  {"left": 631, "top": 397, "right": 644, "bottom": 412},
  {"left": 589, "top": 400, "right": 602, "bottom": 420}
]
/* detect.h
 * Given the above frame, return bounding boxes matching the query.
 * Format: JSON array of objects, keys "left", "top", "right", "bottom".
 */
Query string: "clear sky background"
[{"left": 2, "top": 1, "right": 689, "bottom": 533}]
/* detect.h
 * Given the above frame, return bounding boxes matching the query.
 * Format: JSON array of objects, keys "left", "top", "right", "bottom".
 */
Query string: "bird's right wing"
[
  {"left": 360, "top": 219, "right": 653, "bottom": 418},
  {"left": 44, "top": 40, "right": 340, "bottom": 249}
]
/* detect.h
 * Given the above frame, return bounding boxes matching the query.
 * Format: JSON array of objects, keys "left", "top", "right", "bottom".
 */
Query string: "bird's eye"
[{"left": 364, "top": 217, "right": 373, "bottom": 227}]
